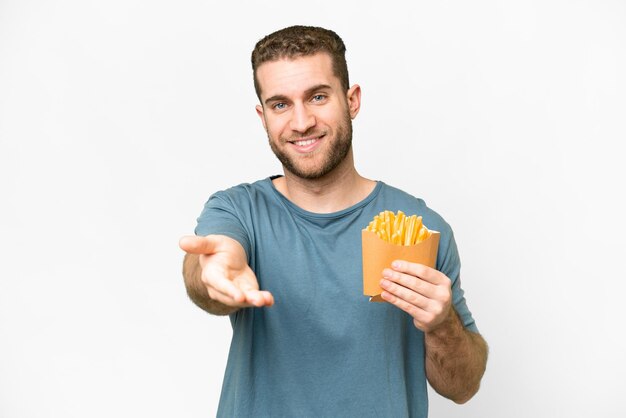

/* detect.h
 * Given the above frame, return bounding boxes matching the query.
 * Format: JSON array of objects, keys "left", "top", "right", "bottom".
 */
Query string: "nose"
[{"left": 289, "top": 103, "right": 316, "bottom": 133}]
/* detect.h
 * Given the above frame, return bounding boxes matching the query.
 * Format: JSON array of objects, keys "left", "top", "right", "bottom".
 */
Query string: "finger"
[
  {"left": 179, "top": 235, "right": 220, "bottom": 255},
  {"left": 260, "top": 291, "right": 275, "bottom": 307},
  {"left": 204, "top": 273, "right": 257, "bottom": 308},
  {"left": 202, "top": 267, "right": 246, "bottom": 304},
  {"left": 238, "top": 281, "right": 272, "bottom": 307},
  {"left": 380, "top": 290, "right": 422, "bottom": 318},
  {"left": 382, "top": 268, "right": 435, "bottom": 299},
  {"left": 207, "top": 286, "right": 248, "bottom": 307},
  {"left": 380, "top": 278, "right": 429, "bottom": 309},
  {"left": 380, "top": 290, "right": 439, "bottom": 332},
  {"left": 391, "top": 260, "right": 443, "bottom": 285},
  {"left": 244, "top": 290, "right": 275, "bottom": 307}
]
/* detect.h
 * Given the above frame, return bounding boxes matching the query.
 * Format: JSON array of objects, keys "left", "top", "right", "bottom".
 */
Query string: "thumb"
[{"left": 179, "top": 235, "right": 221, "bottom": 255}]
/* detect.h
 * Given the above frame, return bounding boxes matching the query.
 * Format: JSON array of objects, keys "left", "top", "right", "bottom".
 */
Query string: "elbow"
[
  {"left": 440, "top": 358, "right": 487, "bottom": 404},
  {"left": 453, "top": 359, "right": 487, "bottom": 403},
  {"left": 431, "top": 378, "right": 482, "bottom": 404},
  {"left": 451, "top": 383, "right": 480, "bottom": 404},
  {"left": 451, "top": 334, "right": 488, "bottom": 404},
  {"left": 429, "top": 331, "right": 488, "bottom": 404}
]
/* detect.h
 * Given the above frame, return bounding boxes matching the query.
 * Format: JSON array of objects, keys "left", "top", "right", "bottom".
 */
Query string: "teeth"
[{"left": 294, "top": 138, "right": 317, "bottom": 146}]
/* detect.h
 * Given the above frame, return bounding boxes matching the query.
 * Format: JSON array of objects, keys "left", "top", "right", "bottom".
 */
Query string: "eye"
[
  {"left": 272, "top": 102, "right": 287, "bottom": 110},
  {"left": 311, "top": 94, "right": 326, "bottom": 102}
]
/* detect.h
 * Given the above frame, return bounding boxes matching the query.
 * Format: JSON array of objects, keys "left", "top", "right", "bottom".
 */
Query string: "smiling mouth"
[
  {"left": 293, "top": 138, "right": 317, "bottom": 146},
  {"left": 289, "top": 134, "right": 325, "bottom": 147}
]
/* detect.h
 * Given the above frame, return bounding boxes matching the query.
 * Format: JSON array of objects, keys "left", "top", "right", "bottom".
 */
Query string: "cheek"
[
  {"left": 266, "top": 123, "right": 282, "bottom": 139},
  {"left": 319, "top": 105, "right": 345, "bottom": 126},
  {"left": 263, "top": 114, "right": 280, "bottom": 131}
]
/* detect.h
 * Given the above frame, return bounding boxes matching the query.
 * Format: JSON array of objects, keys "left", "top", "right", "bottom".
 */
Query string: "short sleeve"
[
  {"left": 437, "top": 229, "right": 479, "bottom": 333},
  {"left": 194, "top": 193, "right": 252, "bottom": 260}
]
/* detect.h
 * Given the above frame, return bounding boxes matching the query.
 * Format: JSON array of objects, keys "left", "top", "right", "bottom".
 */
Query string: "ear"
[
  {"left": 256, "top": 104, "right": 267, "bottom": 131},
  {"left": 346, "top": 84, "right": 361, "bottom": 119}
]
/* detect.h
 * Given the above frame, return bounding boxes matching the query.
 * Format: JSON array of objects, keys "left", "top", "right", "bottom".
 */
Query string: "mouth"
[
  {"left": 288, "top": 134, "right": 325, "bottom": 152},
  {"left": 293, "top": 138, "right": 318, "bottom": 146}
]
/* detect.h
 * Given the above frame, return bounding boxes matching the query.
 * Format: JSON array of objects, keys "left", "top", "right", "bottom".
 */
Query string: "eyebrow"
[{"left": 264, "top": 84, "right": 333, "bottom": 106}]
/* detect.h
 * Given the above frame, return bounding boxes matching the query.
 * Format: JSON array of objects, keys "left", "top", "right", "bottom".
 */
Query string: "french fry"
[
  {"left": 404, "top": 215, "right": 414, "bottom": 246},
  {"left": 364, "top": 210, "right": 431, "bottom": 246}
]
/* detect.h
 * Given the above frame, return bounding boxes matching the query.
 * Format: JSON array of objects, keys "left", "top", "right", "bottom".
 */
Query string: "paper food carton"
[{"left": 362, "top": 228, "right": 440, "bottom": 302}]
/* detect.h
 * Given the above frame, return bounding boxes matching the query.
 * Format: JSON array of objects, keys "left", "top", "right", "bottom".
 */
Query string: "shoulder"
[
  {"left": 195, "top": 178, "right": 276, "bottom": 246},
  {"left": 196, "top": 177, "right": 277, "bottom": 227},
  {"left": 207, "top": 178, "right": 275, "bottom": 208}
]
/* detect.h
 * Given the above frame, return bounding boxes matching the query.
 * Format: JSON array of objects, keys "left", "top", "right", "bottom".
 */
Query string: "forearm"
[
  {"left": 424, "top": 309, "right": 488, "bottom": 404},
  {"left": 182, "top": 253, "right": 238, "bottom": 315}
]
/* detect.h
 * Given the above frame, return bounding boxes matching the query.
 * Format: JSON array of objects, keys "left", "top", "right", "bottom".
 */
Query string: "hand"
[
  {"left": 380, "top": 260, "right": 452, "bottom": 333},
  {"left": 179, "top": 235, "right": 274, "bottom": 308}
]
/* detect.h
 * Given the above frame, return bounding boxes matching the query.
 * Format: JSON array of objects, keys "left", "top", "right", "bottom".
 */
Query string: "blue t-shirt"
[{"left": 195, "top": 177, "right": 478, "bottom": 418}]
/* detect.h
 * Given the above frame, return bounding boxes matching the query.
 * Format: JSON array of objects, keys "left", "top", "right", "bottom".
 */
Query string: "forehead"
[{"left": 256, "top": 53, "right": 340, "bottom": 100}]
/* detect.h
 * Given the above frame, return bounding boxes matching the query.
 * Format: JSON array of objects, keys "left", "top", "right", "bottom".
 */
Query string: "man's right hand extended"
[{"left": 179, "top": 235, "right": 274, "bottom": 309}]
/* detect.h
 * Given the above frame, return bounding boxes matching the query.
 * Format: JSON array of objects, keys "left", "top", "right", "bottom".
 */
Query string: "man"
[{"left": 179, "top": 25, "right": 487, "bottom": 417}]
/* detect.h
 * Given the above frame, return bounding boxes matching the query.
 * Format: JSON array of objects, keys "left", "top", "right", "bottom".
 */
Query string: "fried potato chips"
[{"left": 364, "top": 210, "right": 431, "bottom": 246}]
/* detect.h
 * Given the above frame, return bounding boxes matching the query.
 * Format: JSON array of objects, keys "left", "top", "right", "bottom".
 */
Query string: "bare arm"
[
  {"left": 179, "top": 235, "right": 274, "bottom": 315},
  {"left": 380, "top": 260, "right": 487, "bottom": 403},
  {"left": 424, "top": 309, "right": 488, "bottom": 403}
]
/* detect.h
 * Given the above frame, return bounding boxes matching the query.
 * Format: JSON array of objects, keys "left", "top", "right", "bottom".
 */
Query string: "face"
[{"left": 255, "top": 53, "right": 361, "bottom": 180}]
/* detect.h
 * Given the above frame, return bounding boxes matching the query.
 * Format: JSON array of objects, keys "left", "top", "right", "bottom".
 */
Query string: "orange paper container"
[{"left": 362, "top": 229, "right": 440, "bottom": 302}]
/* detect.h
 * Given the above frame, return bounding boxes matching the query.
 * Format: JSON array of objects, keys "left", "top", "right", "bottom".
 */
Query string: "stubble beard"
[{"left": 267, "top": 112, "right": 353, "bottom": 180}]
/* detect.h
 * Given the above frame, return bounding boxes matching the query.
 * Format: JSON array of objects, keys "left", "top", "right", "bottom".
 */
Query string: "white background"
[{"left": 1, "top": 1, "right": 624, "bottom": 417}]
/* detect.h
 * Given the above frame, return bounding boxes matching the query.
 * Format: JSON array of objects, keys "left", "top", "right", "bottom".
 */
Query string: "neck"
[{"left": 273, "top": 150, "right": 376, "bottom": 213}]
